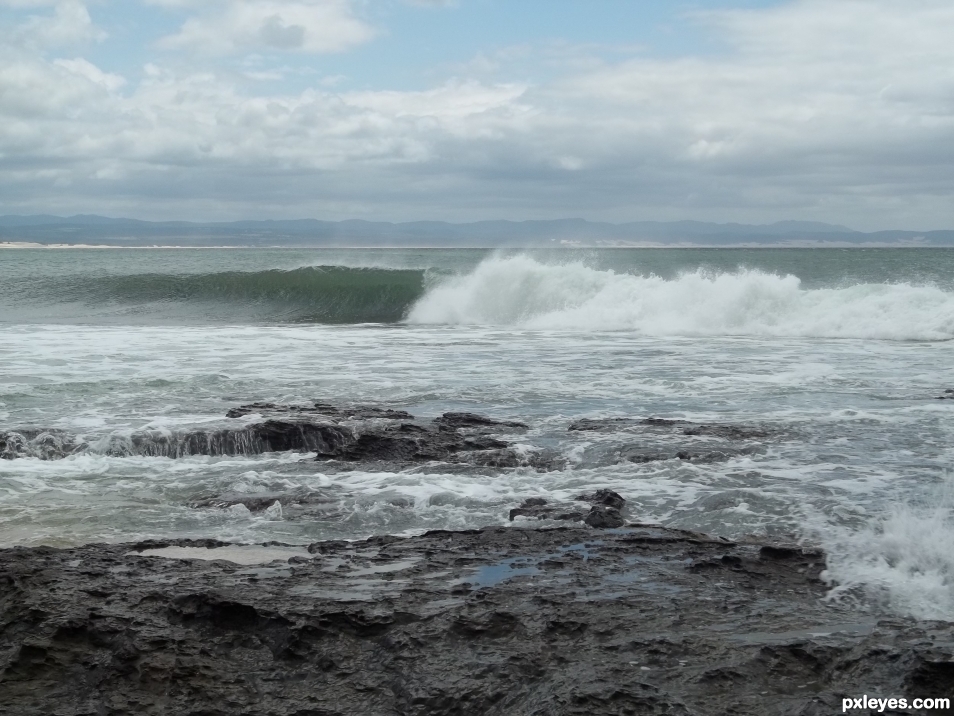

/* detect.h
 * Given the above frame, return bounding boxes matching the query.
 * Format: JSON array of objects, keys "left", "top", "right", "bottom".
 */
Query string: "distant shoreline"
[{"left": 2, "top": 241, "right": 952, "bottom": 250}]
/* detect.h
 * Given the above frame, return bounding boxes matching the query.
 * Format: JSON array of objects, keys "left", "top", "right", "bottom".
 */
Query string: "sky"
[{"left": 1, "top": 0, "right": 953, "bottom": 230}]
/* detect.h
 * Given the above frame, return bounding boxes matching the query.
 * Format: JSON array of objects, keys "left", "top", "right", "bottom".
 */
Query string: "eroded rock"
[
  {"left": 0, "top": 429, "right": 83, "bottom": 460},
  {"left": 1, "top": 527, "right": 949, "bottom": 716},
  {"left": 509, "top": 489, "right": 626, "bottom": 528}
]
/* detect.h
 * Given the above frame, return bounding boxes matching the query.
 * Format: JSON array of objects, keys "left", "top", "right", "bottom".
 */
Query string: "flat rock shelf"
[{"left": 2, "top": 526, "right": 953, "bottom": 715}]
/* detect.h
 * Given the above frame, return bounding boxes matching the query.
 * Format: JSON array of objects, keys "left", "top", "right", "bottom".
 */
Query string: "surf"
[{"left": 407, "top": 255, "right": 954, "bottom": 340}]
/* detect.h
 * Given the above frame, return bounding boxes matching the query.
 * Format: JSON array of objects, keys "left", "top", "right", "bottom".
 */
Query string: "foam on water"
[
  {"left": 408, "top": 255, "right": 954, "bottom": 340},
  {"left": 820, "top": 475, "right": 954, "bottom": 620},
  {"left": 3, "top": 247, "right": 954, "bottom": 621}
]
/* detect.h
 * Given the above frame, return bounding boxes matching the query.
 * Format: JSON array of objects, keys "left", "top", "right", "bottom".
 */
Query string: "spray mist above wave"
[{"left": 406, "top": 255, "right": 954, "bottom": 340}]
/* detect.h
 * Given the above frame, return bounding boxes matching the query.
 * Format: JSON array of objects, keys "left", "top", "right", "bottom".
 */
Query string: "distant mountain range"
[{"left": 1, "top": 215, "right": 952, "bottom": 247}]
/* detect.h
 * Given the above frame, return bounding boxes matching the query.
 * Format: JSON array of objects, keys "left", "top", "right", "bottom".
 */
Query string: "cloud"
[
  {"left": 10, "top": 0, "right": 106, "bottom": 49},
  {"left": 154, "top": 0, "right": 375, "bottom": 55},
  {"left": 1, "top": 0, "right": 954, "bottom": 229}
]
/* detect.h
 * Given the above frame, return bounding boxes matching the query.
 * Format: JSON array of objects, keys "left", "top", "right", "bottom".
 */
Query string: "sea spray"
[
  {"left": 821, "top": 474, "right": 954, "bottom": 621},
  {"left": 408, "top": 255, "right": 954, "bottom": 340}
]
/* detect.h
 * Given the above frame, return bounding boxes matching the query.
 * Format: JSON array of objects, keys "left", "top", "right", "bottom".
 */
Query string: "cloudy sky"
[{"left": 1, "top": 0, "right": 952, "bottom": 229}]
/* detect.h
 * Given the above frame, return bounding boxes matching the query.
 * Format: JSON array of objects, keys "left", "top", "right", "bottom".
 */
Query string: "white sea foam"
[
  {"left": 407, "top": 255, "right": 954, "bottom": 340},
  {"left": 821, "top": 475, "right": 954, "bottom": 621}
]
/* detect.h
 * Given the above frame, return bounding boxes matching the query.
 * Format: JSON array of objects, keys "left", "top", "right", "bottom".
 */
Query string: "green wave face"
[{"left": 22, "top": 266, "right": 431, "bottom": 324}]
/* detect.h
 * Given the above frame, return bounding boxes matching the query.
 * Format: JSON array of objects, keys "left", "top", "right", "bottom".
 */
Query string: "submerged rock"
[
  {"left": 567, "top": 416, "right": 771, "bottom": 469},
  {"left": 568, "top": 417, "right": 690, "bottom": 431},
  {"left": 0, "top": 429, "right": 83, "bottom": 460},
  {"left": 509, "top": 489, "right": 626, "bottom": 528},
  {"left": 433, "top": 412, "right": 528, "bottom": 430},
  {"left": 0, "top": 405, "right": 548, "bottom": 470},
  {"left": 121, "top": 419, "right": 353, "bottom": 458},
  {"left": 583, "top": 505, "right": 624, "bottom": 528},
  {"left": 568, "top": 416, "right": 769, "bottom": 440},
  {"left": 681, "top": 424, "right": 770, "bottom": 439},
  {"left": 1, "top": 526, "right": 949, "bottom": 716},
  {"left": 190, "top": 489, "right": 335, "bottom": 512},
  {"left": 226, "top": 401, "right": 415, "bottom": 420},
  {"left": 575, "top": 489, "right": 626, "bottom": 510},
  {"left": 508, "top": 498, "right": 587, "bottom": 523}
]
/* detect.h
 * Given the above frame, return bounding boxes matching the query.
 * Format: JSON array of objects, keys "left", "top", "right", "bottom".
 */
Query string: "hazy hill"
[{"left": 1, "top": 215, "right": 951, "bottom": 247}]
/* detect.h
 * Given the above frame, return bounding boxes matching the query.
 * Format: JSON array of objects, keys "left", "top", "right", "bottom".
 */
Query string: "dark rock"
[
  {"left": 124, "top": 419, "right": 353, "bottom": 458},
  {"left": 0, "top": 429, "right": 83, "bottom": 460},
  {"left": 642, "top": 417, "right": 690, "bottom": 426},
  {"left": 433, "top": 412, "right": 528, "bottom": 430},
  {"left": 619, "top": 449, "right": 670, "bottom": 463},
  {"left": 1, "top": 527, "right": 945, "bottom": 716},
  {"left": 568, "top": 417, "right": 690, "bottom": 432},
  {"left": 508, "top": 498, "right": 586, "bottom": 522},
  {"left": 3, "top": 404, "right": 548, "bottom": 473},
  {"left": 575, "top": 489, "right": 625, "bottom": 510},
  {"left": 759, "top": 545, "right": 824, "bottom": 561},
  {"left": 190, "top": 490, "right": 335, "bottom": 513},
  {"left": 319, "top": 425, "right": 509, "bottom": 464},
  {"left": 226, "top": 402, "right": 415, "bottom": 420},
  {"left": 583, "top": 505, "right": 625, "bottom": 528},
  {"left": 617, "top": 447, "right": 752, "bottom": 465},
  {"left": 510, "top": 492, "right": 625, "bottom": 528},
  {"left": 682, "top": 424, "right": 770, "bottom": 439},
  {"left": 568, "top": 416, "right": 768, "bottom": 440},
  {"left": 568, "top": 417, "right": 639, "bottom": 431}
]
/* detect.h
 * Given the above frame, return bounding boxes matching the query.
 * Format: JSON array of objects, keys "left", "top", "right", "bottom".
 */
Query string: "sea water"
[{"left": 1, "top": 247, "right": 953, "bottom": 619}]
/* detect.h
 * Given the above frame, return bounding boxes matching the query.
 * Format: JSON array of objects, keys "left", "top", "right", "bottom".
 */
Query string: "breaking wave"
[
  {"left": 11, "top": 255, "right": 954, "bottom": 338},
  {"left": 20, "top": 266, "right": 429, "bottom": 324},
  {"left": 407, "top": 255, "right": 954, "bottom": 340}
]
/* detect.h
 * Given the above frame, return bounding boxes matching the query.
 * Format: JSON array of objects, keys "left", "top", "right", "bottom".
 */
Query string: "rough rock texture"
[
  {"left": 188, "top": 489, "right": 345, "bottom": 521},
  {"left": 0, "top": 429, "right": 82, "bottom": 460},
  {"left": 568, "top": 417, "right": 690, "bottom": 431},
  {"left": 509, "top": 490, "right": 627, "bottom": 529},
  {"left": 0, "top": 403, "right": 550, "bottom": 469},
  {"left": 567, "top": 416, "right": 773, "bottom": 466},
  {"left": 225, "top": 402, "right": 415, "bottom": 420},
  {"left": 3, "top": 526, "right": 951, "bottom": 716},
  {"left": 1, "top": 407, "right": 767, "bottom": 468}
]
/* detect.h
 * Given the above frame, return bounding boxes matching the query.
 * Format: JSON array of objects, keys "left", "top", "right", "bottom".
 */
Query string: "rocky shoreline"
[
  {"left": 2, "top": 402, "right": 953, "bottom": 714},
  {"left": 2, "top": 525, "right": 953, "bottom": 715}
]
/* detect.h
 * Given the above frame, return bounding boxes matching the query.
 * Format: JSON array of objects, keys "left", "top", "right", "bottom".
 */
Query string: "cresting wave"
[
  {"left": 407, "top": 255, "right": 954, "bottom": 340},
  {"left": 23, "top": 266, "right": 429, "bottom": 324},
  {"left": 9, "top": 255, "right": 954, "bottom": 338}
]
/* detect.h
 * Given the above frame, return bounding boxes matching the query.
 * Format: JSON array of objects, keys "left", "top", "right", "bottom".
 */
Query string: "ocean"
[{"left": 2, "top": 247, "right": 953, "bottom": 620}]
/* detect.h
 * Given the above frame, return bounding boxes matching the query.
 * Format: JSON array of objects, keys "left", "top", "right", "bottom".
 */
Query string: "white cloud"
[
  {"left": 10, "top": 0, "right": 106, "bottom": 49},
  {"left": 53, "top": 57, "right": 125, "bottom": 90},
  {"left": 154, "top": 0, "right": 375, "bottom": 55},
  {"left": 1, "top": 0, "right": 954, "bottom": 229}
]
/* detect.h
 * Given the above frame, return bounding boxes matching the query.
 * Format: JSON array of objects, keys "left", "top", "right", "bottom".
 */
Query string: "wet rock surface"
[
  {"left": 0, "top": 403, "right": 548, "bottom": 469},
  {"left": 568, "top": 415, "right": 774, "bottom": 466},
  {"left": 0, "top": 429, "right": 83, "bottom": 460},
  {"left": 568, "top": 417, "right": 691, "bottom": 431},
  {"left": 2, "top": 526, "right": 952, "bottom": 716},
  {"left": 509, "top": 490, "right": 627, "bottom": 529},
  {"left": 1, "top": 405, "right": 770, "bottom": 469}
]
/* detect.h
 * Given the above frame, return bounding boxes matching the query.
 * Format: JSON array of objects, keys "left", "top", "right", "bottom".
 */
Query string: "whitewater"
[{"left": 2, "top": 247, "right": 954, "bottom": 621}]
